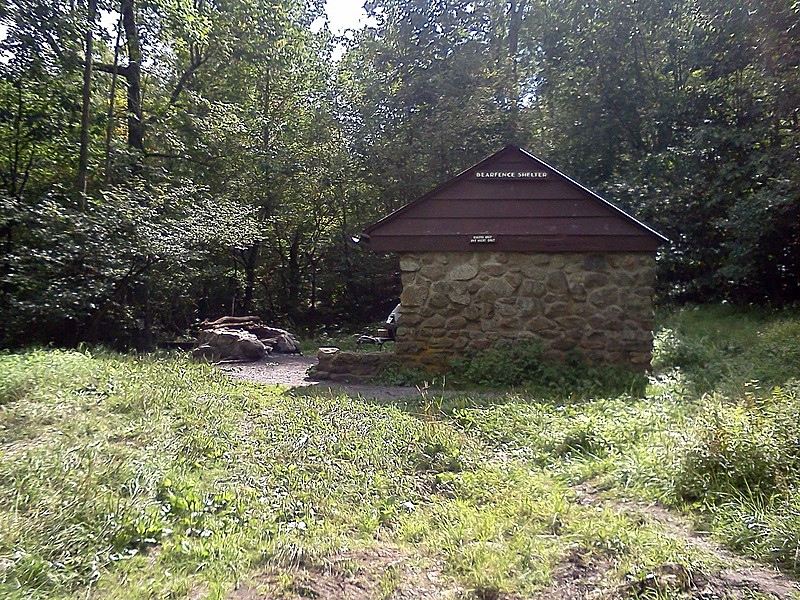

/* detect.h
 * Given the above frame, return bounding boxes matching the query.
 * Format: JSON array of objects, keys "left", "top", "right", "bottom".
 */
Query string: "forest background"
[{"left": 1, "top": 0, "right": 798, "bottom": 348}]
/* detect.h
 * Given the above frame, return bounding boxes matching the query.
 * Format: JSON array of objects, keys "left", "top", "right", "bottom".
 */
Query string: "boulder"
[
  {"left": 195, "top": 328, "right": 266, "bottom": 361},
  {"left": 248, "top": 326, "right": 302, "bottom": 354},
  {"left": 191, "top": 344, "right": 217, "bottom": 361},
  {"left": 195, "top": 316, "right": 302, "bottom": 359}
]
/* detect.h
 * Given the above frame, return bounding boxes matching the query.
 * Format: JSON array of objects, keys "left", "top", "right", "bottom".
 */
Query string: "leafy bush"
[
  {"left": 449, "top": 341, "right": 646, "bottom": 398},
  {"left": 674, "top": 383, "right": 800, "bottom": 502},
  {"left": 651, "top": 327, "right": 715, "bottom": 372},
  {"left": 450, "top": 341, "right": 546, "bottom": 387}
]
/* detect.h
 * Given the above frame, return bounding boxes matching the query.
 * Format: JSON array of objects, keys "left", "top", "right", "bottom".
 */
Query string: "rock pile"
[{"left": 192, "top": 316, "right": 301, "bottom": 362}]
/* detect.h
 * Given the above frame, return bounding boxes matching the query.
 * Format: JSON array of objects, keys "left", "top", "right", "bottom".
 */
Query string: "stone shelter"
[{"left": 359, "top": 145, "right": 667, "bottom": 371}]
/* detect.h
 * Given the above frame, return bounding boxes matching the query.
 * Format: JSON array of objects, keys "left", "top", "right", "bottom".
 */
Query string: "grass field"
[{"left": 1, "top": 305, "right": 799, "bottom": 599}]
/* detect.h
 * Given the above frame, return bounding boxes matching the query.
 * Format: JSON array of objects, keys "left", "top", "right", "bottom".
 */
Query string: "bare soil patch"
[
  {"left": 219, "top": 355, "right": 320, "bottom": 388},
  {"left": 532, "top": 549, "right": 614, "bottom": 600},
  {"left": 227, "top": 546, "right": 465, "bottom": 599},
  {"left": 217, "top": 355, "right": 431, "bottom": 401}
]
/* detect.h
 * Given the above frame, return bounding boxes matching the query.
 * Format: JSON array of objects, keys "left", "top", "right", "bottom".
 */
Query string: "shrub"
[
  {"left": 674, "top": 383, "right": 800, "bottom": 502},
  {"left": 651, "top": 327, "right": 714, "bottom": 372},
  {"left": 449, "top": 341, "right": 646, "bottom": 398},
  {"left": 751, "top": 320, "right": 800, "bottom": 384},
  {"left": 450, "top": 340, "right": 547, "bottom": 387}
]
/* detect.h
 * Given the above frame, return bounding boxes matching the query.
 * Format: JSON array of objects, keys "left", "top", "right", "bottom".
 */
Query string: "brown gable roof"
[{"left": 362, "top": 145, "right": 667, "bottom": 253}]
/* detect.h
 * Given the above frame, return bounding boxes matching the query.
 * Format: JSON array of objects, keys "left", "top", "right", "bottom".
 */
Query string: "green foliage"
[
  {"left": 534, "top": 0, "right": 800, "bottom": 304},
  {"left": 651, "top": 328, "right": 714, "bottom": 373},
  {"left": 367, "top": 363, "right": 433, "bottom": 387},
  {"left": 1, "top": 183, "right": 261, "bottom": 346},
  {"left": 711, "top": 491, "right": 800, "bottom": 571},
  {"left": 0, "top": 348, "right": 493, "bottom": 597},
  {"left": 3, "top": 0, "right": 800, "bottom": 345},
  {"left": 442, "top": 306, "right": 800, "bottom": 577},
  {"left": 674, "top": 384, "right": 800, "bottom": 502},
  {"left": 752, "top": 320, "right": 800, "bottom": 381},
  {"left": 450, "top": 394, "right": 679, "bottom": 469},
  {"left": 397, "top": 466, "right": 570, "bottom": 596},
  {"left": 651, "top": 305, "right": 800, "bottom": 394},
  {"left": 450, "top": 341, "right": 646, "bottom": 398},
  {"left": 450, "top": 341, "right": 546, "bottom": 387}
]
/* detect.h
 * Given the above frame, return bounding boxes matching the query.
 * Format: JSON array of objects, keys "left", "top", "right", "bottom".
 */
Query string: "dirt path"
[
  {"left": 229, "top": 546, "right": 466, "bottom": 600},
  {"left": 218, "top": 354, "right": 434, "bottom": 401},
  {"left": 219, "top": 354, "right": 321, "bottom": 388}
]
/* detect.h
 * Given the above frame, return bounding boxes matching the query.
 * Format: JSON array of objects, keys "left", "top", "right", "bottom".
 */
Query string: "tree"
[{"left": 77, "top": 0, "right": 97, "bottom": 198}]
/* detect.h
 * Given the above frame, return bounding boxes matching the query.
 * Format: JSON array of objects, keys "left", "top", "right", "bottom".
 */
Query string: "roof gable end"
[{"left": 363, "top": 145, "right": 667, "bottom": 253}]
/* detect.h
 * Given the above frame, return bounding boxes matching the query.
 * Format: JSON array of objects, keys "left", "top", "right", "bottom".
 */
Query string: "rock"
[
  {"left": 545, "top": 271, "right": 569, "bottom": 293},
  {"left": 395, "top": 251, "right": 655, "bottom": 370},
  {"left": 583, "top": 272, "right": 609, "bottom": 288},
  {"left": 483, "top": 262, "right": 506, "bottom": 277},
  {"left": 195, "top": 315, "right": 301, "bottom": 361},
  {"left": 448, "top": 263, "right": 478, "bottom": 281},
  {"left": 447, "top": 290, "right": 471, "bottom": 305},
  {"left": 314, "top": 348, "right": 403, "bottom": 382},
  {"left": 583, "top": 254, "right": 608, "bottom": 271},
  {"left": 237, "top": 337, "right": 267, "bottom": 360},
  {"left": 192, "top": 344, "right": 217, "bottom": 361},
  {"left": 400, "top": 284, "right": 428, "bottom": 307},
  {"left": 198, "top": 316, "right": 301, "bottom": 356},
  {"left": 253, "top": 326, "right": 301, "bottom": 353},
  {"left": 196, "top": 328, "right": 266, "bottom": 361},
  {"left": 485, "top": 276, "right": 517, "bottom": 296},
  {"left": 421, "top": 314, "right": 447, "bottom": 329},
  {"left": 399, "top": 257, "right": 421, "bottom": 272}
]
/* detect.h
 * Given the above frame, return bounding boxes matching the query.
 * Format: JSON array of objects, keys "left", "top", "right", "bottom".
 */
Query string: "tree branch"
[
  {"left": 167, "top": 44, "right": 216, "bottom": 108},
  {"left": 95, "top": 63, "right": 130, "bottom": 76},
  {"left": 143, "top": 152, "right": 219, "bottom": 166}
]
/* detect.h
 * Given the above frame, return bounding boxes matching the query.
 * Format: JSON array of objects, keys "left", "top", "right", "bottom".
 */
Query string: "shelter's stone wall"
[{"left": 396, "top": 252, "right": 656, "bottom": 370}]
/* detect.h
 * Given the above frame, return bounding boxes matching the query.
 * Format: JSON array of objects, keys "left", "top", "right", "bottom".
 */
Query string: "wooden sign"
[{"left": 475, "top": 171, "right": 548, "bottom": 180}]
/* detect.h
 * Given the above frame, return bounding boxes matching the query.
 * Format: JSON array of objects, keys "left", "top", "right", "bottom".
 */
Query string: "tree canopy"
[{"left": 1, "top": 0, "right": 798, "bottom": 347}]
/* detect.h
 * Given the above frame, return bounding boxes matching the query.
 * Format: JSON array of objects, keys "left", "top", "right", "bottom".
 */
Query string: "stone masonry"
[{"left": 396, "top": 252, "right": 656, "bottom": 370}]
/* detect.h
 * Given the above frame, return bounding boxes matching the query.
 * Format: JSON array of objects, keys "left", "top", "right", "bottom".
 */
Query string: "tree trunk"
[
  {"left": 307, "top": 255, "right": 319, "bottom": 338},
  {"left": 242, "top": 244, "right": 260, "bottom": 315},
  {"left": 77, "top": 0, "right": 97, "bottom": 201},
  {"left": 7, "top": 82, "right": 34, "bottom": 198},
  {"left": 104, "top": 12, "right": 123, "bottom": 184},
  {"left": 121, "top": 0, "right": 144, "bottom": 154},
  {"left": 286, "top": 228, "right": 302, "bottom": 323}
]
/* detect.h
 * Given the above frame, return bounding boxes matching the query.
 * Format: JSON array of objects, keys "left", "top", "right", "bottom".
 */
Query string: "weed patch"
[
  {"left": 674, "top": 384, "right": 800, "bottom": 502},
  {"left": 449, "top": 341, "right": 646, "bottom": 398}
]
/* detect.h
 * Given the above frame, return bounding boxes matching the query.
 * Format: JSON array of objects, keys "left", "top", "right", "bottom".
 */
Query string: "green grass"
[
  {"left": 1, "top": 305, "right": 800, "bottom": 598},
  {"left": 300, "top": 331, "right": 396, "bottom": 355}
]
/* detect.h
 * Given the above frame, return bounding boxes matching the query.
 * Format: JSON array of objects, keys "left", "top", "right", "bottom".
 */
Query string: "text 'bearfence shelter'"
[{"left": 359, "top": 145, "right": 668, "bottom": 371}]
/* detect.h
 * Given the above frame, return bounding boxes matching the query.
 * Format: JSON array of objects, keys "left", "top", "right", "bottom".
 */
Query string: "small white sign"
[{"left": 470, "top": 234, "right": 496, "bottom": 243}]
